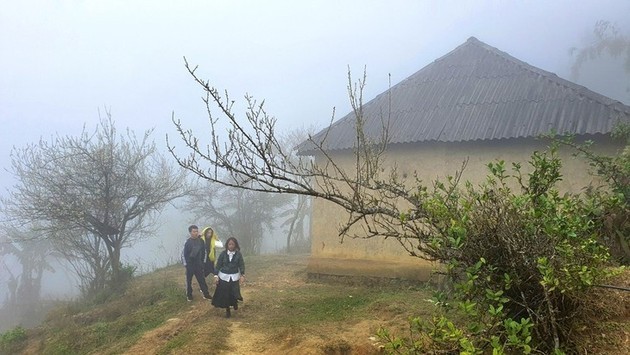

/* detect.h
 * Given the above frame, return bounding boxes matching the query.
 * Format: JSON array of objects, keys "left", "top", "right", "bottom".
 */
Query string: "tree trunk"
[{"left": 286, "top": 217, "right": 297, "bottom": 254}]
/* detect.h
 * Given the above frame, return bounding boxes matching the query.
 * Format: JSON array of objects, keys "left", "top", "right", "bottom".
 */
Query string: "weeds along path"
[{"left": 123, "top": 303, "right": 208, "bottom": 354}]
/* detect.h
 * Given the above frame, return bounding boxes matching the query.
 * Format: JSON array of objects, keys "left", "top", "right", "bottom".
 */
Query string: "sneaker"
[
  {"left": 203, "top": 294, "right": 212, "bottom": 300},
  {"left": 187, "top": 297, "right": 193, "bottom": 302}
]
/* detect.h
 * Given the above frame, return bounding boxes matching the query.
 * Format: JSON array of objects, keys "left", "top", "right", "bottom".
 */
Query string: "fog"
[{"left": 1, "top": 0, "right": 629, "bottom": 331}]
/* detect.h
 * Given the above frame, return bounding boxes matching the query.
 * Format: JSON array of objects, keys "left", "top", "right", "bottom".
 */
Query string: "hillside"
[
  {"left": 8, "top": 254, "right": 434, "bottom": 354},
  {"left": 3, "top": 254, "right": 629, "bottom": 354}
]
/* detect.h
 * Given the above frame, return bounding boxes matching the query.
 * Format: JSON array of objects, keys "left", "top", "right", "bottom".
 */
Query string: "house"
[{"left": 298, "top": 37, "right": 630, "bottom": 281}]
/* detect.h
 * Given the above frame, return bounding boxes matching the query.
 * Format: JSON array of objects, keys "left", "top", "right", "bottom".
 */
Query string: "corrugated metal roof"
[{"left": 298, "top": 37, "right": 630, "bottom": 154}]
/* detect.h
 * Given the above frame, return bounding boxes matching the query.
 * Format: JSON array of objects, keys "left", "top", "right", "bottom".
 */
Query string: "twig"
[{"left": 593, "top": 284, "right": 630, "bottom": 292}]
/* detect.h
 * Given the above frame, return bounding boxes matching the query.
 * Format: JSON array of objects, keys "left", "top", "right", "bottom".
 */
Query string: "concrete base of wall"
[{"left": 306, "top": 256, "right": 439, "bottom": 282}]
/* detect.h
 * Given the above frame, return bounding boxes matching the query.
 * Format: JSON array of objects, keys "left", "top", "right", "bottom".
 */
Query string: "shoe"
[
  {"left": 187, "top": 297, "right": 193, "bottom": 302},
  {"left": 203, "top": 294, "right": 212, "bottom": 300},
  {"left": 226, "top": 308, "right": 231, "bottom": 318},
  {"left": 233, "top": 303, "right": 238, "bottom": 310}
]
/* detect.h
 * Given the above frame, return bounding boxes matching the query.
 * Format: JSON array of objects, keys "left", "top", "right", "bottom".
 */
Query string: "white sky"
[
  {"left": 1, "top": 0, "right": 630, "bottom": 191},
  {"left": 1, "top": 0, "right": 630, "bottom": 302}
]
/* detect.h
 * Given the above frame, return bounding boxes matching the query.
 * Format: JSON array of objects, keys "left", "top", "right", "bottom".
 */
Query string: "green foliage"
[
  {"left": 378, "top": 146, "right": 615, "bottom": 353},
  {"left": 0, "top": 325, "right": 28, "bottom": 353},
  {"left": 553, "top": 124, "right": 630, "bottom": 263},
  {"left": 296, "top": 294, "right": 371, "bottom": 322},
  {"left": 112, "top": 263, "right": 137, "bottom": 290},
  {"left": 255, "top": 286, "right": 374, "bottom": 329},
  {"left": 76, "top": 263, "right": 138, "bottom": 304}
]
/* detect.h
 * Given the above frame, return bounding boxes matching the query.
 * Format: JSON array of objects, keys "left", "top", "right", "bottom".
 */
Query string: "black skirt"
[{"left": 211, "top": 278, "right": 243, "bottom": 308}]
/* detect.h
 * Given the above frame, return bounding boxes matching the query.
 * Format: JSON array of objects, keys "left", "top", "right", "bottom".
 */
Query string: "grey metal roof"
[{"left": 298, "top": 37, "right": 630, "bottom": 154}]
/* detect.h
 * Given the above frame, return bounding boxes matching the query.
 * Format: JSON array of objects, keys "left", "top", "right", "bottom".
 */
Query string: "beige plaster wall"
[{"left": 307, "top": 138, "right": 622, "bottom": 280}]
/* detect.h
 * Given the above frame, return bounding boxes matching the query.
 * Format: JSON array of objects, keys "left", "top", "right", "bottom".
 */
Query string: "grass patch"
[
  {"left": 37, "top": 275, "right": 190, "bottom": 354},
  {"left": 155, "top": 331, "right": 194, "bottom": 355},
  {"left": 0, "top": 326, "right": 28, "bottom": 354},
  {"left": 289, "top": 293, "right": 371, "bottom": 322}
]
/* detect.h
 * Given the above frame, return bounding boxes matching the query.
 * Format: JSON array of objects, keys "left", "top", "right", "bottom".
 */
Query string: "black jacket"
[
  {"left": 214, "top": 250, "right": 245, "bottom": 276},
  {"left": 182, "top": 237, "right": 207, "bottom": 267}
]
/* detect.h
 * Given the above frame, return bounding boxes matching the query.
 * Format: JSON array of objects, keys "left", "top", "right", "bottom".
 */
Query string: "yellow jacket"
[{"left": 200, "top": 227, "right": 220, "bottom": 263}]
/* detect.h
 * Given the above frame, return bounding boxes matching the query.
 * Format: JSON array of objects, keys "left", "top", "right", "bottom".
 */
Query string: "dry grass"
[{"left": 569, "top": 270, "right": 630, "bottom": 354}]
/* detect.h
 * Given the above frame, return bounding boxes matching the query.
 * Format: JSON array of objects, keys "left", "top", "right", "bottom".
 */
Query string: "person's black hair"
[
  {"left": 225, "top": 237, "right": 240, "bottom": 251},
  {"left": 188, "top": 225, "right": 198, "bottom": 233}
]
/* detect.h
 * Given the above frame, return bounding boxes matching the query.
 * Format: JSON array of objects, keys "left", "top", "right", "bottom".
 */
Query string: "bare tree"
[
  {"left": 2, "top": 112, "right": 189, "bottom": 292},
  {"left": 570, "top": 20, "right": 630, "bottom": 76},
  {"left": 184, "top": 175, "right": 292, "bottom": 254},
  {"left": 167, "top": 60, "right": 405, "bottom": 254},
  {"left": 570, "top": 20, "right": 630, "bottom": 101}
]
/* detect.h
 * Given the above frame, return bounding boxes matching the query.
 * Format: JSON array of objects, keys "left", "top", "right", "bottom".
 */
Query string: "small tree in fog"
[
  {"left": 2, "top": 112, "right": 188, "bottom": 295},
  {"left": 53, "top": 227, "right": 112, "bottom": 296},
  {"left": 278, "top": 193, "right": 310, "bottom": 253},
  {"left": 184, "top": 176, "right": 291, "bottom": 254},
  {"left": 0, "top": 224, "right": 57, "bottom": 328},
  {"left": 570, "top": 20, "right": 630, "bottom": 102},
  {"left": 275, "top": 128, "right": 315, "bottom": 253}
]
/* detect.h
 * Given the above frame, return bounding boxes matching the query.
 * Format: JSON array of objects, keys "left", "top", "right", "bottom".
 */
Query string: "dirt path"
[
  {"left": 214, "top": 260, "right": 385, "bottom": 355},
  {"left": 117, "top": 255, "right": 388, "bottom": 354},
  {"left": 218, "top": 287, "right": 275, "bottom": 355}
]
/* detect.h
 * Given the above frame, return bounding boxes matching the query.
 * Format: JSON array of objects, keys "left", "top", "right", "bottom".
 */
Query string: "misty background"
[{"left": 1, "top": 0, "right": 629, "bottom": 331}]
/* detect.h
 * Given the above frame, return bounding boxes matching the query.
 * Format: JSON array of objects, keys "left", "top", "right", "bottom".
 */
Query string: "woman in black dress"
[{"left": 211, "top": 237, "right": 245, "bottom": 318}]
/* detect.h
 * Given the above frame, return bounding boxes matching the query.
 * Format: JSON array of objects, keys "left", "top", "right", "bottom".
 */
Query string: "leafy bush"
[
  {"left": 116, "top": 263, "right": 137, "bottom": 287},
  {"left": 0, "top": 325, "right": 27, "bottom": 353},
  {"left": 557, "top": 124, "right": 630, "bottom": 264},
  {"left": 379, "top": 146, "right": 616, "bottom": 353}
]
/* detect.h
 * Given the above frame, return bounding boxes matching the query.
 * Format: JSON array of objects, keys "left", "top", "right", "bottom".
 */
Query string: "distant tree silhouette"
[
  {"left": 570, "top": 20, "right": 630, "bottom": 101},
  {"left": 0, "top": 225, "right": 56, "bottom": 329},
  {"left": 184, "top": 175, "right": 291, "bottom": 254}
]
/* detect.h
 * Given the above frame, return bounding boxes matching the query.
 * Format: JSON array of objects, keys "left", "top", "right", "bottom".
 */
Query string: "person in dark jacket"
[
  {"left": 211, "top": 237, "right": 245, "bottom": 318},
  {"left": 182, "top": 225, "right": 212, "bottom": 302}
]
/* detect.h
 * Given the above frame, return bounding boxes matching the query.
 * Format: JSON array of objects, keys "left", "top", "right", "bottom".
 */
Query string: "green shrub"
[
  {"left": 558, "top": 124, "right": 630, "bottom": 264},
  {"left": 378, "top": 146, "right": 616, "bottom": 354},
  {"left": 0, "top": 325, "right": 28, "bottom": 353}
]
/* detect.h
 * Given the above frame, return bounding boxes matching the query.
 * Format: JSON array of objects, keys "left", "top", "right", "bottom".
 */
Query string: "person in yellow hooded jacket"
[{"left": 200, "top": 226, "right": 221, "bottom": 277}]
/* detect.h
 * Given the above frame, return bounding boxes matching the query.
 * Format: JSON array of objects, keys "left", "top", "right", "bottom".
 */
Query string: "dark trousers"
[{"left": 185, "top": 264, "right": 210, "bottom": 298}]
